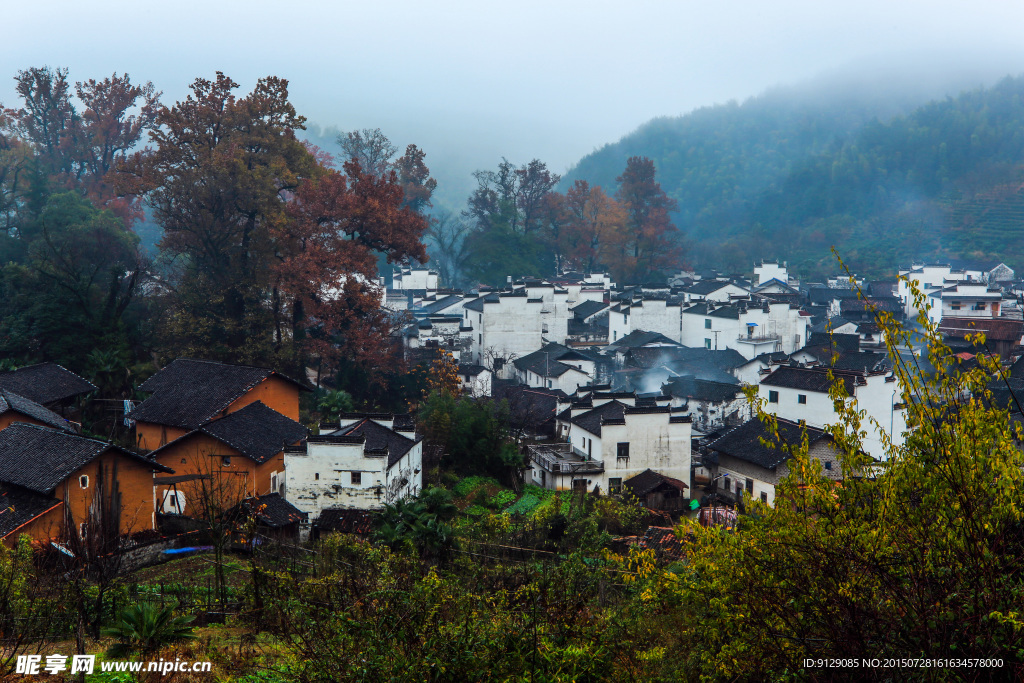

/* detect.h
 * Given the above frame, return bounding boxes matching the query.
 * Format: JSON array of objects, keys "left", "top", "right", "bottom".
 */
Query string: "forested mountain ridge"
[{"left": 564, "top": 73, "right": 1024, "bottom": 277}]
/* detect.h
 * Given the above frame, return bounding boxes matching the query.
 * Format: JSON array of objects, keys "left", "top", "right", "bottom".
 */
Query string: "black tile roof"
[
  {"left": 808, "top": 287, "right": 860, "bottom": 304},
  {"left": 240, "top": 493, "right": 307, "bottom": 528},
  {"left": 0, "top": 389, "right": 75, "bottom": 432},
  {"left": 131, "top": 358, "right": 308, "bottom": 430},
  {"left": 415, "top": 295, "right": 464, "bottom": 315},
  {"left": 571, "top": 300, "right": 608, "bottom": 320},
  {"left": 317, "top": 507, "right": 375, "bottom": 534},
  {"left": 805, "top": 332, "right": 862, "bottom": 353},
  {"left": 570, "top": 400, "right": 626, "bottom": 436},
  {"left": 682, "top": 302, "right": 743, "bottom": 320},
  {"left": 623, "top": 469, "right": 688, "bottom": 496},
  {"left": 458, "top": 364, "right": 489, "bottom": 377},
  {"left": 611, "top": 331, "right": 680, "bottom": 348},
  {"left": 194, "top": 402, "right": 306, "bottom": 464},
  {"left": 663, "top": 376, "right": 744, "bottom": 404},
  {"left": 0, "top": 423, "right": 171, "bottom": 494},
  {"left": 513, "top": 344, "right": 601, "bottom": 376},
  {"left": 332, "top": 418, "right": 420, "bottom": 469},
  {"left": 761, "top": 366, "right": 862, "bottom": 394},
  {"left": 0, "top": 482, "right": 62, "bottom": 538},
  {"left": 827, "top": 351, "right": 891, "bottom": 374},
  {"left": 0, "top": 363, "right": 96, "bottom": 405},
  {"left": 707, "top": 418, "right": 829, "bottom": 470},
  {"left": 683, "top": 280, "right": 734, "bottom": 296}
]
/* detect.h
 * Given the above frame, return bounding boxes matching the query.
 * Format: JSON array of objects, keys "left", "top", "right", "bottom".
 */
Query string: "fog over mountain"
[{"left": 4, "top": 1, "right": 1024, "bottom": 211}]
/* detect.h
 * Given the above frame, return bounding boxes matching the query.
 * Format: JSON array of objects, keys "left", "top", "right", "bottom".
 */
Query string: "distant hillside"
[{"left": 564, "top": 71, "right": 1024, "bottom": 277}]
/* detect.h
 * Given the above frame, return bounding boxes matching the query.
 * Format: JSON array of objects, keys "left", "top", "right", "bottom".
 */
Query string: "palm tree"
[{"left": 101, "top": 603, "right": 196, "bottom": 659}]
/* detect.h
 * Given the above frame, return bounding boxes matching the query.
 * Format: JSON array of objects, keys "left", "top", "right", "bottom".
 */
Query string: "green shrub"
[
  {"left": 504, "top": 494, "right": 540, "bottom": 516},
  {"left": 488, "top": 490, "right": 516, "bottom": 509}
]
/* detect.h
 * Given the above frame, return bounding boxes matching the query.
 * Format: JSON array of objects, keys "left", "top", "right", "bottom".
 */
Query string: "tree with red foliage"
[
  {"left": 121, "top": 73, "right": 430, "bottom": 378},
  {"left": 9, "top": 67, "right": 159, "bottom": 226},
  {"left": 274, "top": 159, "right": 429, "bottom": 375},
  {"left": 615, "top": 156, "right": 680, "bottom": 282}
]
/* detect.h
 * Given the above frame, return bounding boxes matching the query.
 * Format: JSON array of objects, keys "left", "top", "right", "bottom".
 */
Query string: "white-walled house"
[
  {"left": 607, "top": 297, "right": 685, "bottom": 344},
  {"left": 403, "top": 316, "right": 473, "bottom": 362},
  {"left": 392, "top": 267, "right": 439, "bottom": 291},
  {"left": 513, "top": 344, "right": 598, "bottom": 394},
  {"left": 753, "top": 262, "right": 791, "bottom": 287},
  {"left": 758, "top": 366, "right": 905, "bottom": 462},
  {"left": 679, "top": 280, "right": 752, "bottom": 304},
  {"left": 680, "top": 300, "right": 810, "bottom": 360},
  {"left": 459, "top": 364, "right": 493, "bottom": 397},
  {"left": 539, "top": 397, "right": 692, "bottom": 494},
  {"left": 925, "top": 282, "right": 1004, "bottom": 324},
  {"left": 705, "top": 417, "right": 845, "bottom": 506},
  {"left": 464, "top": 291, "right": 545, "bottom": 374},
  {"left": 284, "top": 414, "right": 423, "bottom": 523}
]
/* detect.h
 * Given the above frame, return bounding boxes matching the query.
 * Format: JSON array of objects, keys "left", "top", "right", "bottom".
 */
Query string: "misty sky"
[{"left": 4, "top": 0, "right": 1024, "bottom": 206}]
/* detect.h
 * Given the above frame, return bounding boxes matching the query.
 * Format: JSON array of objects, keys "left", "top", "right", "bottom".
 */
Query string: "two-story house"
[
  {"left": 130, "top": 358, "right": 308, "bottom": 451},
  {"left": 0, "top": 423, "right": 172, "bottom": 546},
  {"left": 543, "top": 394, "right": 691, "bottom": 494},
  {"left": 148, "top": 401, "right": 307, "bottom": 516}
]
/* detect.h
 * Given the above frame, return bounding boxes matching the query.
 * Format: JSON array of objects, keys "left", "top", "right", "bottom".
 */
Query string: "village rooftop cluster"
[{"left": 1, "top": 258, "right": 1022, "bottom": 546}]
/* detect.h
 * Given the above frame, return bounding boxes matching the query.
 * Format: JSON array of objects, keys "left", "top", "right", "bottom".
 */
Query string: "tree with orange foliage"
[
  {"left": 423, "top": 348, "right": 461, "bottom": 399},
  {"left": 614, "top": 156, "right": 680, "bottom": 282},
  {"left": 558, "top": 180, "right": 629, "bottom": 275}
]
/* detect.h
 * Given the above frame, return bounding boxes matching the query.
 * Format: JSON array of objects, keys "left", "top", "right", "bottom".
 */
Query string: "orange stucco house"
[
  {"left": 0, "top": 423, "right": 173, "bottom": 547},
  {"left": 148, "top": 401, "right": 307, "bottom": 517},
  {"left": 129, "top": 359, "right": 307, "bottom": 452}
]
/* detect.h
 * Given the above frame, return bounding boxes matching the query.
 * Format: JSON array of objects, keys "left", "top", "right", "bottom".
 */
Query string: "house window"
[
  {"left": 588, "top": 438, "right": 592, "bottom": 458},
  {"left": 572, "top": 479, "right": 588, "bottom": 491},
  {"left": 705, "top": 319, "right": 711, "bottom": 329},
  {"left": 824, "top": 461, "right": 832, "bottom": 471},
  {"left": 616, "top": 442, "right": 629, "bottom": 461},
  {"left": 314, "top": 472, "right": 320, "bottom": 481},
  {"left": 760, "top": 491, "right": 768, "bottom": 504},
  {"left": 609, "top": 478, "right": 623, "bottom": 495},
  {"left": 613, "top": 331, "right": 618, "bottom": 341},
  {"left": 973, "top": 303, "right": 986, "bottom": 311},
  {"left": 79, "top": 475, "right": 89, "bottom": 489},
  {"left": 221, "top": 456, "right": 232, "bottom": 467},
  {"left": 768, "top": 390, "right": 779, "bottom": 403},
  {"left": 951, "top": 303, "right": 961, "bottom": 310},
  {"left": 169, "top": 494, "right": 177, "bottom": 509},
  {"left": 745, "top": 478, "right": 753, "bottom": 494},
  {"left": 351, "top": 472, "right": 362, "bottom": 485},
  {"left": 547, "top": 379, "right": 552, "bottom": 388},
  {"left": 704, "top": 338, "right": 711, "bottom": 349},
  {"left": 798, "top": 394, "right": 807, "bottom": 404}
]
